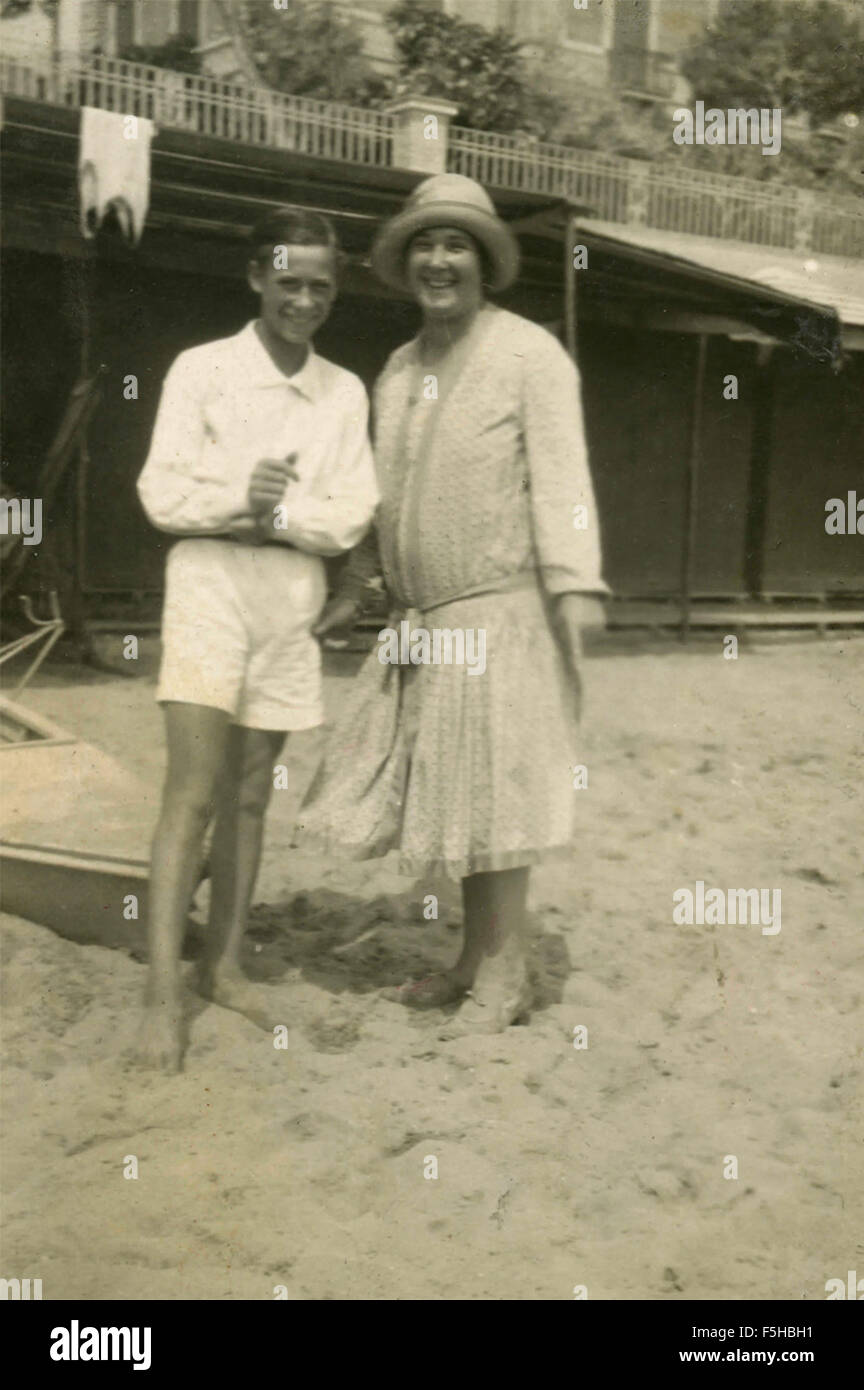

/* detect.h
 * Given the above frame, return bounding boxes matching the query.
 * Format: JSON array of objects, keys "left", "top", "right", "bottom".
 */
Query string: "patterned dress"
[{"left": 295, "top": 304, "right": 607, "bottom": 879}]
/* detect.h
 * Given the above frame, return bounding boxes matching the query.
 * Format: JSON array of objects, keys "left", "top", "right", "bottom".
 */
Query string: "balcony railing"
[
  {"left": 448, "top": 126, "right": 864, "bottom": 256},
  {"left": 2, "top": 42, "right": 863, "bottom": 258},
  {"left": 0, "top": 44, "right": 394, "bottom": 166}
]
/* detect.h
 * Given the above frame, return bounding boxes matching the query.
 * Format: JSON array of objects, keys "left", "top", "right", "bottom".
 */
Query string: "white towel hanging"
[{"left": 78, "top": 106, "right": 154, "bottom": 245}]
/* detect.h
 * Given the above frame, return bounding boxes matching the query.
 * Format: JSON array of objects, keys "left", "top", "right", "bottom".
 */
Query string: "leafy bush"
[
  {"left": 385, "top": 0, "right": 559, "bottom": 136},
  {"left": 238, "top": 0, "right": 388, "bottom": 104}
]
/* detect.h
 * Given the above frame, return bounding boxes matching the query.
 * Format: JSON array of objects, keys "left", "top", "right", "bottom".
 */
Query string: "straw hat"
[{"left": 371, "top": 173, "right": 520, "bottom": 292}]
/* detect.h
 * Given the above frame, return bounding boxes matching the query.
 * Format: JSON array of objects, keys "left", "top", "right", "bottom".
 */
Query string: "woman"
[{"left": 297, "top": 174, "right": 607, "bottom": 1034}]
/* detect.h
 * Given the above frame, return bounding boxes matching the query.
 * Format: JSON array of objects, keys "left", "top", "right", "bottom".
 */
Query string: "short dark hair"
[{"left": 248, "top": 206, "right": 345, "bottom": 273}]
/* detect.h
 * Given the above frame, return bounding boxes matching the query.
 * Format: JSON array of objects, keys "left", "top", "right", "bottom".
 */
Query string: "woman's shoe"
[{"left": 381, "top": 972, "right": 468, "bottom": 1010}]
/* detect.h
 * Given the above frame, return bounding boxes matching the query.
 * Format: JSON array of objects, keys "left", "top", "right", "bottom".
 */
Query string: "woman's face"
[{"left": 405, "top": 226, "right": 485, "bottom": 320}]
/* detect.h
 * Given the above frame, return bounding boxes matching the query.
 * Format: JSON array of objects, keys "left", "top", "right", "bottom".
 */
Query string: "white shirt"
[{"left": 137, "top": 321, "right": 379, "bottom": 557}]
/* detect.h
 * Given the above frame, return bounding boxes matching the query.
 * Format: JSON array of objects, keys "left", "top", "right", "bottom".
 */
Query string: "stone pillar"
[
  {"left": 57, "top": 0, "right": 106, "bottom": 57},
  {"left": 385, "top": 95, "right": 460, "bottom": 175},
  {"left": 155, "top": 69, "right": 189, "bottom": 128},
  {"left": 793, "top": 187, "right": 816, "bottom": 253},
  {"left": 625, "top": 159, "right": 650, "bottom": 226}
]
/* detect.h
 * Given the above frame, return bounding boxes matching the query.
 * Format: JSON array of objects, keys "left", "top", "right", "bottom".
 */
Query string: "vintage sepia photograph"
[{"left": 1, "top": 0, "right": 862, "bottom": 1327}]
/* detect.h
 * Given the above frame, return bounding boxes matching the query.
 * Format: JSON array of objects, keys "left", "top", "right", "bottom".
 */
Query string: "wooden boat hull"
[{"left": 1, "top": 695, "right": 155, "bottom": 949}]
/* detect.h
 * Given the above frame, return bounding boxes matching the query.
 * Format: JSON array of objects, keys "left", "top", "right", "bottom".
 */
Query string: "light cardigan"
[
  {"left": 340, "top": 304, "right": 608, "bottom": 609},
  {"left": 137, "top": 321, "right": 378, "bottom": 557}
]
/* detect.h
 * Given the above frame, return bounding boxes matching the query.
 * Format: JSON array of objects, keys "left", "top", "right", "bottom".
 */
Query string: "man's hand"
[
  {"left": 312, "top": 595, "right": 362, "bottom": 638},
  {"left": 228, "top": 516, "right": 268, "bottom": 546},
  {"left": 248, "top": 453, "right": 299, "bottom": 517}
]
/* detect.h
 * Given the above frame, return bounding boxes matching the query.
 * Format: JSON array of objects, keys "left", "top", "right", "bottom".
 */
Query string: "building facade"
[
  {"left": 4, "top": 1, "right": 859, "bottom": 109},
  {"left": 1, "top": 0, "right": 250, "bottom": 80},
  {"left": 335, "top": 0, "right": 723, "bottom": 101},
  {"left": 2, "top": 1, "right": 862, "bottom": 623},
  {"left": 0, "top": 0, "right": 754, "bottom": 100}
]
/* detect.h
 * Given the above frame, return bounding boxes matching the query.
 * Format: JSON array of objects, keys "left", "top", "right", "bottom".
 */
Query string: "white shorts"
[{"left": 157, "top": 539, "right": 328, "bottom": 731}]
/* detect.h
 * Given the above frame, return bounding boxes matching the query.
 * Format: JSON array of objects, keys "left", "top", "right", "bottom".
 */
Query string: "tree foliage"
[
  {"left": 229, "top": 0, "right": 860, "bottom": 195},
  {"left": 236, "top": 0, "right": 559, "bottom": 132},
  {"left": 238, "top": 0, "right": 388, "bottom": 104},
  {"left": 681, "top": 0, "right": 864, "bottom": 127},
  {"left": 384, "top": 0, "right": 559, "bottom": 136},
  {"left": 674, "top": 0, "right": 863, "bottom": 192}
]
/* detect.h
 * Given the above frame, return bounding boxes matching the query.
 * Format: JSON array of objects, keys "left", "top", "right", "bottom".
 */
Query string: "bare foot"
[
  {"left": 194, "top": 963, "right": 275, "bottom": 1031},
  {"left": 381, "top": 971, "right": 469, "bottom": 1010},
  {"left": 130, "top": 1000, "right": 185, "bottom": 1073}
]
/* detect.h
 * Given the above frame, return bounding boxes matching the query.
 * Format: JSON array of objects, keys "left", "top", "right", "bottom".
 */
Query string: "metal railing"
[
  {"left": 643, "top": 164, "right": 800, "bottom": 246},
  {"left": 448, "top": 126, "right": 864, "bottom": 256},
  {"left": 2, "top": 41, "right": 862, "bottom": 256},
  {"left": 448, "top": 126, "right": 634, "bottom": 217},
  {"left": 0, "top": 44, "right": 394, "bottom": 166}
]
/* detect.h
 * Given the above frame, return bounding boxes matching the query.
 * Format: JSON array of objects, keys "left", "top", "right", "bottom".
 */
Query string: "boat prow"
[{"left": 0, "top": 695, "right": 154, "bottom": 948}]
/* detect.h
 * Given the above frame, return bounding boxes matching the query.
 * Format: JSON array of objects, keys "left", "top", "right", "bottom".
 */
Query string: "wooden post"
[
  {"left": 564, "top": 210, "right": 577, "bottom": 362},
  {"left": 59, "top": 245, "right": 96, "bottom": 659},
  {"left": 743, "top": 343, "right": 776, "bottom": 598},
  {"left": 680, "top": 333, "right": 708, "bottom": 642},
  {"left": 74, "top": 247, "right": 95, "bottom": 654}
]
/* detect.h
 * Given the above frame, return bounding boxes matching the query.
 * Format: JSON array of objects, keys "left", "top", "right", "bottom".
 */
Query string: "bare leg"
[
  {"left": 385, "top": 867, "right": 532, "bottom": 1030},
  {"left": 450, "top": 867, "right": 532, "bottom": 1030},
  {"left": 195, "top": 725, "right": 285, "bottom": 1026},
  {"left": 456, "top": 866, "right": 528, "bottom": 975},
  {"left": 133, "top": 702, "right": 231, "bottom": 1071}
]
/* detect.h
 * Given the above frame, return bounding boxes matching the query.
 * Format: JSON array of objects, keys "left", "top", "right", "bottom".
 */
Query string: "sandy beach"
[{"left": 2, "top": 631, "right": 862, "bottom": 1300}]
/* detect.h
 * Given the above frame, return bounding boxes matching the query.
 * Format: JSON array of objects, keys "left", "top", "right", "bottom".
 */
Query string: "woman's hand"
[
  {"left": 553, "top": 594, "right": 604, "bottom": 720},
  {"left": 555, "top": 593, "right": 605, "bottom": 638},
  {"left": 312, "top": 595, "right": 362, "bottom": 638}
]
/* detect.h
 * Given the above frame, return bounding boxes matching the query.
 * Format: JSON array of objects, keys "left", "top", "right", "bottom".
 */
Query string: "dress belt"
[{"left": 392, "top": 569, "right": 539, "bottom": 617}]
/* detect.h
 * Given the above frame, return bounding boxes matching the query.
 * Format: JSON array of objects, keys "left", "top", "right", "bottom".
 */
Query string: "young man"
[{"left": 134, "top": 208, "right": 378, "bottom": 1072}]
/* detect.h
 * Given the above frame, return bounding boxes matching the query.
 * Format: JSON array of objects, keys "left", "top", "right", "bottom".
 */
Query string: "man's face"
[
  {"left": 406, "top": 225, "right": 484, "bottom": 320},
  {"left": 248, "top": 243, "right": 338, "bottom": 345}
]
